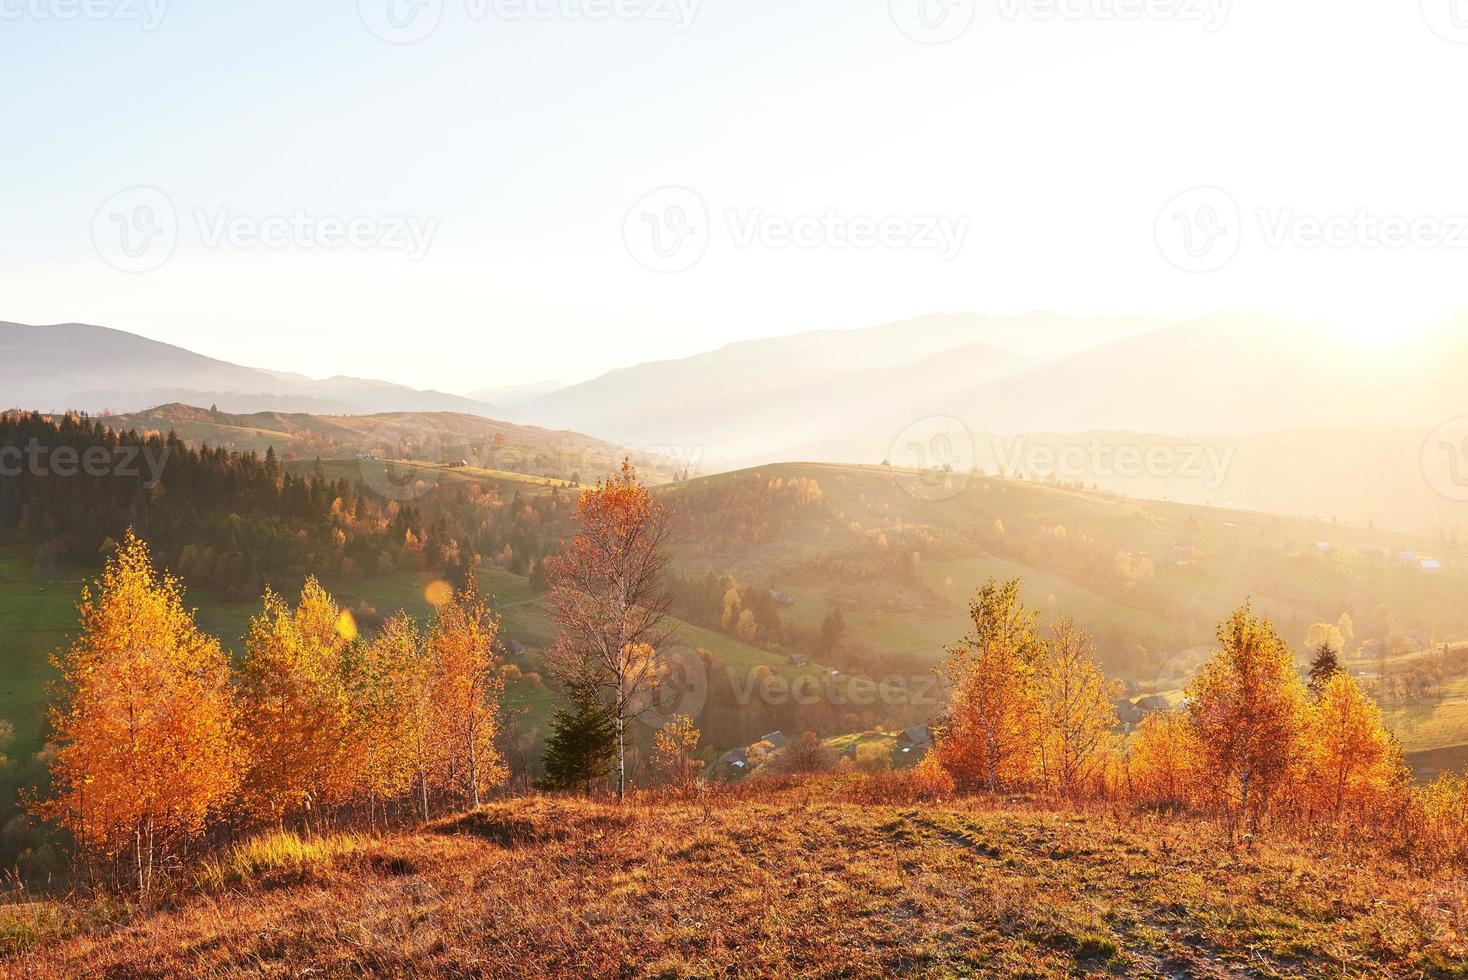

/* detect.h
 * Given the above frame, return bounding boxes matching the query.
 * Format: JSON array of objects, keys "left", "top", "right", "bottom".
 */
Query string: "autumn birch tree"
[
  {"left": 425, "top": 574, "right": 506, "bottom": 809},
  {"left": 1034, "top": 618, "right": 1119, "bottom": 799},
  {"left": 1303, "top": 671, "right": 1408, "bottom": 831},
  {"left": 1186, "top": 603, "right": 1308, "bottom": 840},
  {"left": 238, "top": 579, "right": 355, "bottom": 825},
  {"left": 346, "top": 613, "right": 426, "bottom": 822},
  {"left": 546, "top": 461, "right": 673, "bottom": 802},
  {"left": 36, "top": 531, "right": 243, "bottom": 896},
  {"left": 934, "top": 579, "right": 1043, "bottom": 791}
]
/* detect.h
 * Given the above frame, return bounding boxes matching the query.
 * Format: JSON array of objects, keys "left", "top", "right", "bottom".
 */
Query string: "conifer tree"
[
  {"left": 538, "top": 684, "right": 617, "bottom": 794},
  {"left": 1307, "top": 642, "right": 1343, "bottom": 698}
]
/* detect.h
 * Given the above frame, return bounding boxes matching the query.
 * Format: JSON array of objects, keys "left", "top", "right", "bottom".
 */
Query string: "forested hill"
[{"left": 0, "top": 412, "right": 578, "bottom": 602}]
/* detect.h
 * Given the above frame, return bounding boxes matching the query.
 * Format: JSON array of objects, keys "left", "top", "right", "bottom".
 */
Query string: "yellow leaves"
[
  {"left": 652, "top": 715, "right": 702, "bottom": 793},
  {"left": 1298, "top": 672, "right": 1408, "bottom": 825},
  {"left": 36, "top": 530, "right": 244, "bottom": 857},
  {"left": 240, "top": 578, "right": 358, "bottom": 821}
]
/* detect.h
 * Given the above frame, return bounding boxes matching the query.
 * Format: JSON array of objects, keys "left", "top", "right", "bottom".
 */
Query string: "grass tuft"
[{"left": 197, "top": 830, "right": 365, "bottom": 892}]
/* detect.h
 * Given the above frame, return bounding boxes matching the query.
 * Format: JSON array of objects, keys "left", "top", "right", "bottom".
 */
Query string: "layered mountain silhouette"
[{"left": 0, "top": 321, "right": 498, "bottom": 416}]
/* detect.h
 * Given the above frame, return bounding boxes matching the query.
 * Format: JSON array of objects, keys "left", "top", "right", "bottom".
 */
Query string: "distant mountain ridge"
[
  {"left": 505, "top": 310, "right": 1468, "bottom": 463},
  {"left": 0, "top": 321, "right": 499, "bottom": 416},
  {"left": 9, "top": 312, "right": 1468, "bottom": 534}
]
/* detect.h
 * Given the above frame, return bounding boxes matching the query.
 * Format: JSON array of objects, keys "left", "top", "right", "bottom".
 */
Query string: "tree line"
[
  {"left": 34, "top": 531, "right": 509, "bottom": 895},
  {"left": 929, "top": 579, "right": 1468, "bottom": 867}
]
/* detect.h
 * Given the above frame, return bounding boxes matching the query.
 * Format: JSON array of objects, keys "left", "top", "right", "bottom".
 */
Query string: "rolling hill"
[{"left": 88, "top": 403, "right": 676, "bottom": 484}]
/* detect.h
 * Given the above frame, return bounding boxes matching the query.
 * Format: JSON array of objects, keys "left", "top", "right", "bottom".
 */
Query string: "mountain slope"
[{"left": 0, "top": 321, "right": 498, "bottom": 416}]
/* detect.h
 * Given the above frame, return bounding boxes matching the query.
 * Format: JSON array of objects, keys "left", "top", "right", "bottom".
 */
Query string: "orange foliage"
[
  {"left": 425, "top": 575, "right": 507, "bottom": 809},
  {"left": 35, "top": 532, "right": 244, "bottom": 893},
  {"left": 935, "top": 580, "right": 1043, "bottom": 791},
  {"left": 1185, "top": 604, "right": 1308, "bottom": 838},
  {"left": 546, "top": 461, "right": 672, "bottom": 800}
]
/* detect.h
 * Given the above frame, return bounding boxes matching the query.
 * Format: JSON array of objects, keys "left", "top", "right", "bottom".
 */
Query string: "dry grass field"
[{"left": 6, "top": 782, "right": 1466, "bottom": 979}]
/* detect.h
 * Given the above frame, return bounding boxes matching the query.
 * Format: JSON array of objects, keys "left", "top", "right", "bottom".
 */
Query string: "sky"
[{"left": 3, "top": 0, "right": 1467, "bottom": 392}]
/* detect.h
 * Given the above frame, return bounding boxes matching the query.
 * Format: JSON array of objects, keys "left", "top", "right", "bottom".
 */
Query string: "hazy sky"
[{"left": 3, "top": 1, "right": 1466, "bottom": 392}]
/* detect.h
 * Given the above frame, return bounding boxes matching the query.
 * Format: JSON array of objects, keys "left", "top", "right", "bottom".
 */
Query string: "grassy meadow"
[{"left": 6, "top": 783, "right": 1466, "bottom": 978}]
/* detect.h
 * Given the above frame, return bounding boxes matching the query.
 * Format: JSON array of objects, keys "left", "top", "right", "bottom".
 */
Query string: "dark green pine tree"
[
  {"left": 538, "top": 685, "right": 616, "bottom": 794},
  {"left": 1308, "top": 642, "right": 1342, "bottom": 697}
]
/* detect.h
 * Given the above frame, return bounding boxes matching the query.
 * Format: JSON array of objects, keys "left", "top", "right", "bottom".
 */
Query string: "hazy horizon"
[{"left": 6, "top": 3, "right": 1468, "bottom": 390}]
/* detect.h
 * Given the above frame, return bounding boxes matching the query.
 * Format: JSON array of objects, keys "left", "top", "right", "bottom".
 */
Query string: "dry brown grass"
[{"left": 5, "top": 781, "right": 1467, "bottom": 978}]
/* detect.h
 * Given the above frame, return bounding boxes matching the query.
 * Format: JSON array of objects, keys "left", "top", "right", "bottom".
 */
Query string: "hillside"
[
  {"left": 662, "top": 461, "right": 1468, "bottom": 667},
  {"left": 0, "top": 322, "right": 498, "bottom": 416},
  {"left": 89, "top": 403, "right": 673, "bottom": 484},
  {"left": 7, "top": 454, "right": 1468, "bottom": 788},
  {"left": 7, "top": 788, "right": 1465, "bottom": 978}
]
